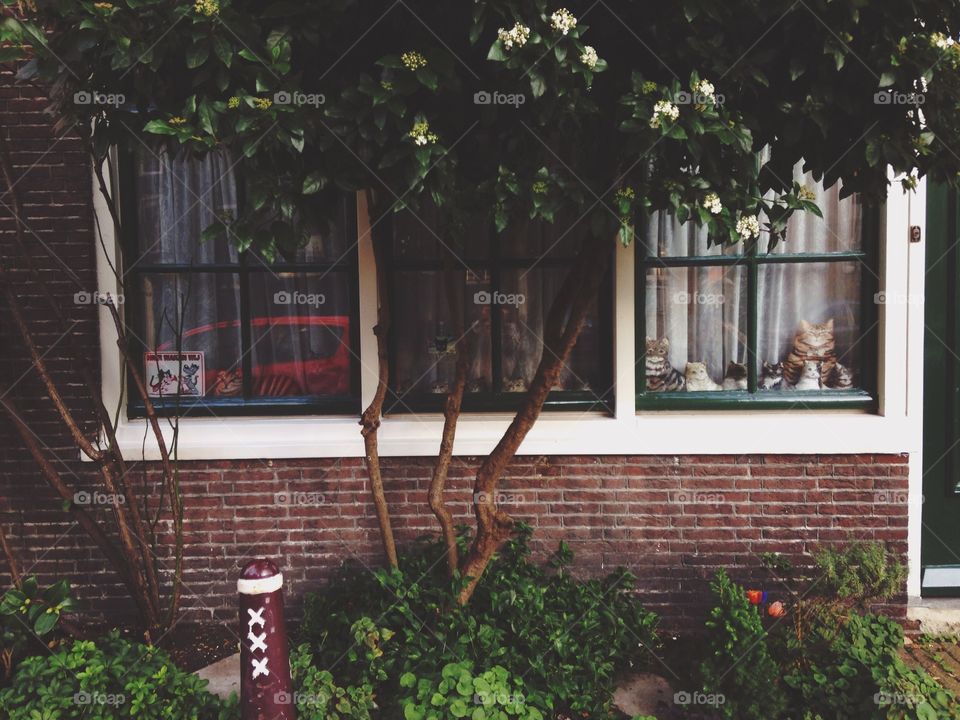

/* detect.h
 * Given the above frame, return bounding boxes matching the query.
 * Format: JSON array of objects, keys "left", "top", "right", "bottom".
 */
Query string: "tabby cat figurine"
[
  {"left": 759, "top": 361, "right": 785, "bottom": 390},
  {"left": 783, "top": 319, "right": 836, "bottom": 385},
  {"left": 790, "top": 360, "right": 822, "bottom": 390},
  {"left": 644, "top": 337, "right": 685, "bottom": 392},
  {"left": 826, "top": 362, "right": 854, "bottom": 389},
  {"left": 722, "top": 362, "right": 748, "bottom": 391},
  {"left": 685, "top": 362, "right": 722, "bottom": 391}
]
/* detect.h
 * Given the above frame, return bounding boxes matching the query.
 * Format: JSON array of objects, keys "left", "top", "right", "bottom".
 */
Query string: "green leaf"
[
  {"left": 400, "top": 672, "right": 417, "bottom": 688},
  {"left": 33, "top": 609, "right": 59, "bottom": 635},
  {"left": 212, "top": 35, "right": 232, "bottom": 67},
  {"left": 879, "top": 71, "right": 896, "bottom": 88},
  {"left": 302, "top": 172, "right": 326, "bottom": 195},
  {"left": 186, "top": 43, "right": 209, "bottom": 69},
  {"left": 487, "top": 42, "right": 507, "bottom": 62},
  {"left": 143, "top": 119, "right": 178, "bottom": 136}
]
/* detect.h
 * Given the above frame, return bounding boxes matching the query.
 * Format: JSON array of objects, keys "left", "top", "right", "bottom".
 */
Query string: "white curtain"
[{"left": 644, "top": 170, "right": 863, "bottom": 387}]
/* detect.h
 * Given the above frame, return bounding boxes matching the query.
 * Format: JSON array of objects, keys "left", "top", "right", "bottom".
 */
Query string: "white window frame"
[{"left": 92, "top": 166, "right": 924, "bottom": 464}]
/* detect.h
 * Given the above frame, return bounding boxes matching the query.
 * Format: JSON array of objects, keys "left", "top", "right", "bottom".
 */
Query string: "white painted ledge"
[{"left": 103, "top": 410, "right": 914, "bottom": 461}]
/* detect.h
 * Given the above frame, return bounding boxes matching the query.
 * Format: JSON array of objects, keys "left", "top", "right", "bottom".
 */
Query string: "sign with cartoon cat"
[{"left": 144, "top": 351, "right": 205, "bottom": 397}]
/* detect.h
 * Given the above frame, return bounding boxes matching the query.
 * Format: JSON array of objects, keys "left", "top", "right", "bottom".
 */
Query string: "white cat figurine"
[
  {"left": 791, "top": 360, "right": 822, "bottom": 390},
  {"left": 685, "top": 362, "right": 722, "bottom": 391}
]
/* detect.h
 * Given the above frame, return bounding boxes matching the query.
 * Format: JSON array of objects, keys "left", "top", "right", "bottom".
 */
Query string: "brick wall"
[{"left": 0, "top": 74, "right": 910, "bottom": 633}]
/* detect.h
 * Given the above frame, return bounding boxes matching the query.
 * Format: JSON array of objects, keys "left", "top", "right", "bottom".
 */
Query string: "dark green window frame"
[
  {"left": 383, "top": 212, "right": 615, "bottom": 415},
  {"left": 118, "top": 147, "right": 363, "bottom": 419},
  {"left": 635, "top": 207, "right": 881, "bottom": 410}
]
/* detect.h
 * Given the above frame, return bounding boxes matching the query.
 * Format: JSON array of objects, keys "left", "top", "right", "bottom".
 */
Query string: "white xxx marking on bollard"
[
  {"left": 248, "top": 630, "right": 268, "bottom": 652},
  {"left": 252, "top": 657, "right": 270, "bottom": 679},
  {"left": 247, "top": 607, "right": 265, "bottom": 628}
]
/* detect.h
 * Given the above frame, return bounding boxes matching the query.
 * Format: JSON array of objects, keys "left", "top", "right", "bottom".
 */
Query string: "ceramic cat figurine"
[
  {"left": 790, "top": 360, "right": 822, "bottom": 390},
  {"left": 645, "top": 337, "right": 685, "bottom": 392},
  {"left": 685, "top": 362, "right": 722, "bottom": 391},
  {"left": 826, "top": 362, "right": 854, "bottom": 389},
  {"left": 760, "top": 361, "right": 785, "bottom": 390},
  {"left": 722, "top": 361, "right": 748, "bottom": 391},
  {"left": 503, "top": 378, "right": 528, "bottom": 393},
  {"left": 211, "top": 368, "right": 242, "bottom": 396},
  {"left": 784, "top": 319, "right": 836, "bottom": 386}
]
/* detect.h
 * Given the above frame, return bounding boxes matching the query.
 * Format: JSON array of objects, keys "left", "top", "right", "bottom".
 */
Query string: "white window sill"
[{"left": 94, "top": 410, "right": 916, "bottom": 461}]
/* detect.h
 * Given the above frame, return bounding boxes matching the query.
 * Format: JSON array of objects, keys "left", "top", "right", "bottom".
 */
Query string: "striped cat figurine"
[
  {"left": 826, "top": 362, "right": 854, "bottom": 389},
  {"left": 783, "top": 319, "right": 836, "bottom": 386},
  {"left": 644, "top": 337, "right": 685, "bottom": 392}
]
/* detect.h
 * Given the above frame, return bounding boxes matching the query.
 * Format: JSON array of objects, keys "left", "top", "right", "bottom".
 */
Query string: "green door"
[{"left": 923, "top": 182, "right": 960, "bottom": 596}]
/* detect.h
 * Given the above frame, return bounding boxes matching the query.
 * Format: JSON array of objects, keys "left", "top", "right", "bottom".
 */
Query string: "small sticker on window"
[{"left": 144, "top": 351, "right": 205, "bottom": 397}]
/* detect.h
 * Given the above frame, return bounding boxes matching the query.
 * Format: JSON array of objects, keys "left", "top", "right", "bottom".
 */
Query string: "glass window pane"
[
  {"left": 764, "top": 174, "right": 862, "bottom": 255},
  {"left": 500, "top": 211, "right": 587, "bottom": 260},
  {"left": 499, "top": 267, "right": 606, "bottom": 393},
  {"left": 757, "top": 261, "right": 863, "bottom": 390},
  {"left": 391, "top": 204, "right": 489, "bottom": 263},
  {"left": 391, "top": 270, "right": 493, "bottom": 399},
  {"left": 247, "top": 272, "right": 355, "bottom": 397},
  {"left": 264, "top": 194, "right": 356, "bottom": 264},
  {"left": 643, "top": 265, "right": 748, "bottom": 391},
  {"left": 135, "top": 147, "right": 239, "bottom": 266},
  {"left": 140, "top": 273, "right": 242, "bottom": 398},
  {"left": 641, "top": 213, "right": 745, "bottom": 259}
]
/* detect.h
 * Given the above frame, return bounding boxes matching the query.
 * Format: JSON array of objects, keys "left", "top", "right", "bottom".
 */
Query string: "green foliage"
[
  {"left": 815, "top": 541, "right": 907, "bottom": 607},
  {"left": 399, "top": 661, "right": 548, "bottom": 720},
  {"left": 699, "top": 569, "right": 789, "bottom": 719},
  {"left": 301, "top": 527, "right": 658, "bottom": 717},
  {"left": 290, "top": 633, "right": 383, "bottom": 720},
  {"left": 1, "top": 575, "right": 78, "bottom": 675},
  {"left": 11, "top": 0, "right": 960, "bottom": 260},
  {"left": 0, "top": 631, "right": 237, "bottom": 719}
]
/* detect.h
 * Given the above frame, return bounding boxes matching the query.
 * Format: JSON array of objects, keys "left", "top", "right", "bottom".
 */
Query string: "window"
[
  {"left": 121, "top": 146, "right": 360, "bottom": 417},
  {"left": 386, "top": 205, "right": 613, "bottom": 413},
  {"left": 637, "top": 175, "right": 879, "bottom": 409}
]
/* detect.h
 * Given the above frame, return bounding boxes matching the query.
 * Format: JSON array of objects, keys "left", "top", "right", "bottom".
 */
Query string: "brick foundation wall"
[{"left": 0, "top": 74, "right": 910, "bottom": 633}]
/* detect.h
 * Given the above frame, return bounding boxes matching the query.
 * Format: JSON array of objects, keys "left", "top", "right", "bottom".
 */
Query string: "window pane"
[
  {"left": 248, "top": 272, "right": 355, "bottom": 397},
  {"left": 641, "top": 213, "right": 744, "bottom": 259},
  {"left": 499, "top": 268, "right": 606, "bottom": 393},
  {"left": 764, "top": 175, "right": 862, "bottom": 255},
  {"left": 500, "top": 212, "right": 586, "bottom": 260},
  {"left": 391, "top": 270, "right": 493, "bottom": 398},
  {"left": 140, "top": 273, "right": 242, "bottom": 398},
  {"left": 643, "top": 265, "right": 748, "bottom": 391},
  {"left": 757, "top": 261, "right": 863, "bottom": 390},
  {"left": 266, "top": 195, "right": 357, "bottom": 264},
  {"left": 392, "top": 204, "right": 490, "bottom": 263},
  {"left": 135, "top": 147, "right": 239, "bottom": 266}
]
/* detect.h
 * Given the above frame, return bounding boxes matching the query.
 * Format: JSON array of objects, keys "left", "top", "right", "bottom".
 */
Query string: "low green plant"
[
  {"left": 814, "top": 542, "right": 906, "bottom": 607},
  {"left": 301, "top": 526, "right": 658, "bottom": 717},
  {"left": 0, "top": 631, "right": 237, "bottom": 719},
  {"left": 1, "top": 575, "right": 78, "bottom": 679},
  {"left": 699, "top": 569, "right": 789, "bottom": 720},
  {"left": 398, "top": 661, "right": 549, "bottom": 720}
]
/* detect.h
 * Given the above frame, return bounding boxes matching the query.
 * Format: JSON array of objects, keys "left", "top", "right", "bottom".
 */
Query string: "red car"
[{"left": 157, "top": 315, "right": 351, "bottom": 397}]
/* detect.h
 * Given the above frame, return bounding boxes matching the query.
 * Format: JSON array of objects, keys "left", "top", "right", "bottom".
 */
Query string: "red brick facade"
[{"left": 0, "top": 75, "right": 910, "bottom": 631}]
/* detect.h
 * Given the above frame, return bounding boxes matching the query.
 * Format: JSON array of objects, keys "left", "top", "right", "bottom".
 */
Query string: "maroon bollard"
[{"left": 238, "top": 559, "right": 296, "bottom": 720}]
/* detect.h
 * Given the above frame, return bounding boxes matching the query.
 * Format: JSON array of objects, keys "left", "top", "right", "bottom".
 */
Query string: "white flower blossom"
[
  {"left": 736, "top": 214, "right": 761, "bottom": 241},
  {"left": 409, "top": 121, "right": 438, "bottom": 146},
  {"left": 649, "top": 99, "right": 680, "bottom": 128},
  {"left": 580, "top": 46, "right": 599, "bottom": 68},
  {"left": 932, "top": 32, "right": 955, "bottom": 50},
  {"left": 498, "top": 22, "right": 531, "bottom": 50},
  {"left": 693, "top": 78, "right": 716, "bottom": 104},
  {"left": 703, "top": 193, "right": 722, "bottom": 215},
  {"left": 550, "top": 8, "right": 577, "bottom": 35}
]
